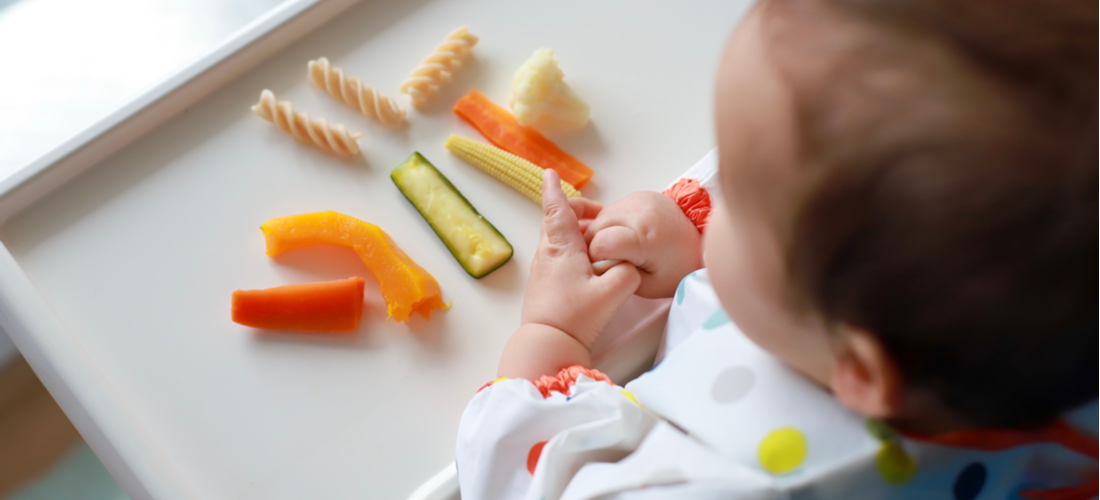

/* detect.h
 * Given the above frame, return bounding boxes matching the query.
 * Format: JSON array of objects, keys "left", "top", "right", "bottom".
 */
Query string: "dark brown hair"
[{"left": 767, "top": 0, "right": 1097, "bottom": 427}]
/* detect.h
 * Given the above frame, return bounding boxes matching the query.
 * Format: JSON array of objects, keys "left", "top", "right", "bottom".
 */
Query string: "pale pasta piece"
[
  {"left": 250, "top": 89, "right": 362, "bottom": 156},
  {"left": 399, "top": 26, "right": 479, "bottom": 109},
  {"left": 308, "top": 57, "right": 406, "bottom": 129}
]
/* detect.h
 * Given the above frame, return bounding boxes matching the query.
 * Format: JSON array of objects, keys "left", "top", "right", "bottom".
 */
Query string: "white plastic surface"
[
  {"left": 0, "top": 0, "right": 287, "bottom": 176},
  {"left": 0, "top": 0, "right": 752, "bottom": 498},
  {"left": 407, "top": 463, "right": 459, "bottom": 500}
]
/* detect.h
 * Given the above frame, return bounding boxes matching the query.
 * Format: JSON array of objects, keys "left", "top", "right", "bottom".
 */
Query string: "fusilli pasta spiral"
[
  {"left": 251, "top": 89, "right": 362, "bottom": 156},
  {"left": 308, "top": 57, "right": 406, "bottom": 129},
  {"left": 399, "top": 26, "right": 479, "bottom": 109}
]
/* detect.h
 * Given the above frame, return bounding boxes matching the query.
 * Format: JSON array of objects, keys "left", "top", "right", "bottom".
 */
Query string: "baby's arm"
[
  {"left": 585, "top": 190, "right": 704, "bottom": 298},
  {"left": 497, "top": 170, "right": 641, "bottom": 380}
]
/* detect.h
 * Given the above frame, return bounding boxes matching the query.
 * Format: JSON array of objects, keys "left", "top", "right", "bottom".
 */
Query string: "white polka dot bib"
[
  {"left": 456, "top": 268, "right": 1097, "bottom": 500},
  {"left": 455, "top": 153, "right": 1098, "bottom": 500}
]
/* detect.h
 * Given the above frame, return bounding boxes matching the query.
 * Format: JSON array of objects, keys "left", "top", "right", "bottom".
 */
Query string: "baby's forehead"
[{"left": 712, "top": 8, "right": 810, "bottom": 230}]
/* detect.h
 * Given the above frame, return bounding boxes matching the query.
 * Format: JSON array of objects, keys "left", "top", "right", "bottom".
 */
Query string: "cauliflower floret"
[{"left": 510, "top": 48, "right": 590, "bottom": 130}]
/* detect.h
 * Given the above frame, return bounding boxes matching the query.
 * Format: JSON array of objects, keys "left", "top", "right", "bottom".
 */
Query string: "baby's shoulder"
[
  {"left": 633, "top": 272, "right": 1098, "bottom": 499},
  {"left": 631, "top": 285, "right": 880, "bottom": 483}
]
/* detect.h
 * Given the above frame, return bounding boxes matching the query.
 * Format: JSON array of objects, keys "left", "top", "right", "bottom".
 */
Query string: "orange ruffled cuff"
[
  {"left": 662, "top": 178, "right": 712, "bottom": 232},
  {"left": 478, "top": 365, "right": 613, "bottom": 398}
]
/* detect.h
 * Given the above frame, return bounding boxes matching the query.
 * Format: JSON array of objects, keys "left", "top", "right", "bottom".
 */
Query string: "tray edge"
[
  {"left": 0, "top": 0, "right": 361, "bottom": 227},
  {"left": 0, "top": 0, "right": 363, "bottom": 498}
]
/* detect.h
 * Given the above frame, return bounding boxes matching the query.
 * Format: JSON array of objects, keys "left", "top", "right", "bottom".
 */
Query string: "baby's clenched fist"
[{"left": 585, "top": 191, "right": 704, "bottom": 298}]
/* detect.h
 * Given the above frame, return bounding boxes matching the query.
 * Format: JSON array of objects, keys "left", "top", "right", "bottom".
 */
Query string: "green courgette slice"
[{"left": 392, "top": 152, "right": 513, "bottom": 278}]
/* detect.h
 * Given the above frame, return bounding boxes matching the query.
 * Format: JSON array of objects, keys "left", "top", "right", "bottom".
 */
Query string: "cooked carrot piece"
[
  {"left": 453, "top": 89, "right": 594, "bottom": 188},
  {"left": 232, "top": 277, "right": 365, "bottom": 332}
]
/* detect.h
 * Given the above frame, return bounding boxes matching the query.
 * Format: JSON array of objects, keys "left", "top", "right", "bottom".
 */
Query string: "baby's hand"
[
  {"left": 585, "top": 191, "right": 704, "bottom": 298},
  {"left": 520, "top": 170, "right": 642, "bottom": 350}
]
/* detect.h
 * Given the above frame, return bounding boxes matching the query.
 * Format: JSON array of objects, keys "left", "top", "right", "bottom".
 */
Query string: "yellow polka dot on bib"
[
  {"left": 758, "top": 427, "right": 807, "bottom": 474},
  {"left": 876, "top": 441, "right": 917, "bottom": 485},
  {"left": 619, "top": 390, "right": 643, "bottom": 408}
]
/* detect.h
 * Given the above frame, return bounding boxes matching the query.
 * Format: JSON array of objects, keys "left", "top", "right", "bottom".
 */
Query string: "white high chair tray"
[{"left": 0, "top": 0, "right": 750, "bottom": 498}]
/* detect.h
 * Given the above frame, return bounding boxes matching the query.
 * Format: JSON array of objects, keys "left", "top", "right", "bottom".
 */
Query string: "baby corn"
[{"left": 445, "top": 134, "right": 581, "bottom": 204}]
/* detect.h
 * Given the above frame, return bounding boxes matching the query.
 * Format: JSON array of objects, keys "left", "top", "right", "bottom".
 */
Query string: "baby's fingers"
[
  {"left": 568, "top": 197, "right": 602, "bottom": 221},
  {"left": 595, "top": 260, "right": 642, "bottom": 303},
  {"left": 570, "top": 198, "right": 601, "bottom": 236},
  {"left": 589, "top": 226, "right": 646, "bottom": 268},
  {"left": 540, "top": 170, "right": 584, "bottom": 253}
]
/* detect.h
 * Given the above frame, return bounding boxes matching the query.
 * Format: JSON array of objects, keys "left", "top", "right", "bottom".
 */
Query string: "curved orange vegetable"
[
  {"left": 232, "top": 277, "right": 365, "bottom": 332},
  {"left": 454, "top": 89, "right": 594, "bottom": 188},
  {"left": 261, "top": 211, "right": 447, "bottom": 322}
]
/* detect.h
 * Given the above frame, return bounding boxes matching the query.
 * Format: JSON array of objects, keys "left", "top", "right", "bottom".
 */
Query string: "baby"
[{"left": 458, "top": 0, "right": 1097, "bottom": 499}]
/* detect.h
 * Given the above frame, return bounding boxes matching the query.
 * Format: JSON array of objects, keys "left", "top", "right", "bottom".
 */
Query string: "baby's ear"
[{"left": 830, "top": 327, "right": 903, "bottom": 419}]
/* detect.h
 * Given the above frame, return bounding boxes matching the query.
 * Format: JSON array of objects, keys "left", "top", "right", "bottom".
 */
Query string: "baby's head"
[{"left": 706, "top": 0, "right": 1096, "bottom": 430}]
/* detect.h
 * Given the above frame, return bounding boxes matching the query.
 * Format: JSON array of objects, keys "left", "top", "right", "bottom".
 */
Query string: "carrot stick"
[
  {"left": 232, "top": 277, "right": 365, "bottom": 332},
  {"left": 454, "top": 89, "right": 594, "bottom": 188}
]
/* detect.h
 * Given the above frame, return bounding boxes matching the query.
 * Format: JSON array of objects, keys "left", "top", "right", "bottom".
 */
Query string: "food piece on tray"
[
  {"left": 399, "top": 26, "right": 479, "bottom": 109},
  {"left": 454, "top": 89, "right": 594, "bottom": 188},
  {"left": 308, "top": 57, "right": 406, "bottom": 129},
  {"left": 445, "top": 134, "right": 581, "bottom": 204},
  {"left": 391, "top": 152, "right": 513, "bottom": 279},
  {"left": 250, "top": 89, "right": 363, "bottom": 155},
  {"left": 232, "top": 277, "right": 365, "bottom": 332},
  {"left": 261, "top": 212, "right": 447, "bottom": 322},
  {"left": 510, "top": 48, "right": 590, "bottom": 130}
]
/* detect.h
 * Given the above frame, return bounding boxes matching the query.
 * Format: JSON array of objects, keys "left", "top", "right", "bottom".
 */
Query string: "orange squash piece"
[
  {"left": 261, "top": 211, "right": 447, "bottom": 322},
  {"left": 232, "top": 277, "right": 365, "bottom": 332}
]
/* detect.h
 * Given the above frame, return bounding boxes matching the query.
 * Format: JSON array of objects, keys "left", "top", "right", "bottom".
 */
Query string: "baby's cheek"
[
  {"left": 704, "top": 203, "right": 786, "bottom": 345},
  {"left": 704, "top": 207, "right": 751, "bottom": 315}
]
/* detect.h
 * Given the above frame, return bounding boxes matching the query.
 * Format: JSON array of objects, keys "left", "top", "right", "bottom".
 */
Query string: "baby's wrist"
[
  {"left": 521, "top": 320, "right": 594, "bottom": 351},
  {"left": 498, "top": 323, "right": 594, "bottom": 379}
]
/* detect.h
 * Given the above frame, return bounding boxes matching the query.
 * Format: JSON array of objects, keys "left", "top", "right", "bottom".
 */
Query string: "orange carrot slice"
[
  {"left": 453, "top": 89, "right": 594, "bottom": 188},
  {"left": 261, "top": 211, "right": 447, "bottom": 322},
  {"left": 232, "top": 277, "right": 365, "bottom": 332}
]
